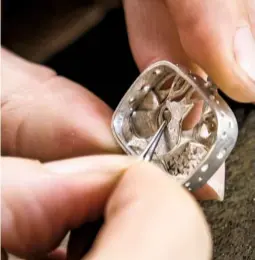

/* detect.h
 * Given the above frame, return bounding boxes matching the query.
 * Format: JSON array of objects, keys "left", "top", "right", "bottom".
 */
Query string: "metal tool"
[{"left": 139, "top": 120, "right": 167, "bottom": 162}]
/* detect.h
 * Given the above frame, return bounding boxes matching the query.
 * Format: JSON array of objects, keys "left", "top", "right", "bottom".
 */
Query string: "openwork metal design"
[{"left": 111, "top": 61, "right": 238, "bottom": 191}]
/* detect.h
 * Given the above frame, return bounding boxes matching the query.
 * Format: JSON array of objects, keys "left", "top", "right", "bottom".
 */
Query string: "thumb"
[
  {"left": 1, "top": 155, "right": 134, "bottom": 259},
  {"left": 166, "top": 0, "right": 255, "bottom": 102},
  {"left": 124, "top": 0, "right": 255, "bottom": 102},
  {"left": 73, "top": 163, "right": 212, "bottom": 260}
]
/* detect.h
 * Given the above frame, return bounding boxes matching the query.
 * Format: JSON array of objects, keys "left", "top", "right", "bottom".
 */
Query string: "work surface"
[{"left": 202, "top": 109, "right": 255, "bottom": 260}]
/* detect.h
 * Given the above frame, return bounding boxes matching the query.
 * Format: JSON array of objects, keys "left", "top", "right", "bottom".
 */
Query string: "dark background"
[{"left": 44, "top": 8, "right": 139, "bottom": 110}]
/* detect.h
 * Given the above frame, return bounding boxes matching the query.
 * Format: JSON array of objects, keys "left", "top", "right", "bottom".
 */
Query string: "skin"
[
  {"left": 0, "top": 48, "right": 214, "bottom": 260},
  {"left": 2, "top": 157, "right": 212, "bottom": 260},
  {"left": 1, "top": 0, "right": 254, "bottom": 259},
  {"left": 124, "top": 0, "right": 255, "bottom": 102}
]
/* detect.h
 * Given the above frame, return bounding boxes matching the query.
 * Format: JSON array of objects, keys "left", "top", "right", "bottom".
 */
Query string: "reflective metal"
[{"left": 111, "top": 61, "right": 238, "bottom": 191}]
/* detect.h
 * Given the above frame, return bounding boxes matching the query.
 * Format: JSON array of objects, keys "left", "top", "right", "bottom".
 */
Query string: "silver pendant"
[{"left": 111, "top": 61, "right": 238, "bottom": 191}]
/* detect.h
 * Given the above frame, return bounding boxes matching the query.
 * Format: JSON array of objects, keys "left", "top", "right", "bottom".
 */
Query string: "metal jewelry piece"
[{"left": 111, "top": 61, "right": 238, "bottom": 191}]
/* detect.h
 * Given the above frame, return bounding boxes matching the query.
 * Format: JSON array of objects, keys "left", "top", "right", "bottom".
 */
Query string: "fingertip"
[
  {"left": 86, "top": 161, "right": 212, "bottom": 260},
  {"left": 179, "top": 30, "right": 255, "bottom": 102},
  {"left": 2, "top": 155, "right": 137, "bottom": 258},
  {"left": 105, "top": 161, "right": 199, "bottom": 220},
  {"left": 125, "top": 161, "right": 225, "bottom": 203},
  {"left": 166, "top": 0, "right": 255, "bottom": 102},
  {"left": 205, "top": 59, "right": 255, "bottom": 103},
  {"left": 123, "top": 0, "right": 192, "bottom": 73},
  {"left": 193, "top": 184, "right": 219, "bottom": 201}
]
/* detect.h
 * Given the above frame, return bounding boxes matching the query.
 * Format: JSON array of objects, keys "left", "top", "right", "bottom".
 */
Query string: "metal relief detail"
[{"left": 112, "top": 61, "right": 238, "bottom": 191}]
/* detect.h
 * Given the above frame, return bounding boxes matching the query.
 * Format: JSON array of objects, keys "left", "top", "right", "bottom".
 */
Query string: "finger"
[
  {"left": 1, "top": 155, "right": 134, "bottom": 259},
  {"left": 1, "top": 48, "right": 120, "bottom": 161},
  {"left": 123, "top": 0, "right": 193, "bottom": 70},
  {"left": 81, "top": 163, "right": 212, "bottom": 260},
  {"left": 165, "top": 0, "right": 255, "bottom": 102},
  {"left": 67, "top": 166, "right": 223, "bottom": 260},
  {"left": 123, "top": 0, "right": 204, "bottom": 129},
  {"left": 247, "top": 0, "right": 255, "bottom": 38},
  {"left": 67, "top": 166, "right": 224, "bottom": 260},
  {"left": 123, "top": 0, "right": 222, "bottom": 201}
]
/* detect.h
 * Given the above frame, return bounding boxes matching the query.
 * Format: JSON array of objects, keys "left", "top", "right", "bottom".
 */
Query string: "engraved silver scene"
[{"left": 111, "top": 61, "right": 238, "bottom": 191}]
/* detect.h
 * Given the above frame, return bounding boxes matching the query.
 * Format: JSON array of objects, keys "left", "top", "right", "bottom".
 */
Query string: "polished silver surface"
[{"left": 111, "top": 61, "right": 238, "bottom": 191}]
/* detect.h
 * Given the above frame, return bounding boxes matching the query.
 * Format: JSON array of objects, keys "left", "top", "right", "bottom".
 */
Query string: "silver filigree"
[{"left": 111, "top": 61, "right": 238, "bottom": 191}]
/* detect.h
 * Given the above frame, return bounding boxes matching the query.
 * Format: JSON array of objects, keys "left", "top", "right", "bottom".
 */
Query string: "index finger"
[{"left": 2, "top": 48, "right": 120, "bottom": 161}]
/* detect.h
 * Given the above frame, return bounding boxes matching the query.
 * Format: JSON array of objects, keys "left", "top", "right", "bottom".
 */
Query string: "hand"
[
  {"left": 2, "top": 156, "right": 212, "bottom": 260},
  {"left": 123, "top": 0, "right": 255, "bottom": 102},
  {"left": 1, "top": 47, "right": 224, "bottom": 199},
  {"left": 1, "top": 47, "right": 218, "bottom": 259},
  {"left": 1, "top": 48, "right": 119, "bottom": 162}
]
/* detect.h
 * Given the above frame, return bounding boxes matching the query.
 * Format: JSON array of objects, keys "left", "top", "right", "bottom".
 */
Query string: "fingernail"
[{"left": 234, "top": 26, "right": 255, "bottom": 81}]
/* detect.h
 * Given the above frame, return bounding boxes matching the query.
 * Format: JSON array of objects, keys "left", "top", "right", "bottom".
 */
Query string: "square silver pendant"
[{"left": 111, "top": 61, "right": 238, "bottom": 191}]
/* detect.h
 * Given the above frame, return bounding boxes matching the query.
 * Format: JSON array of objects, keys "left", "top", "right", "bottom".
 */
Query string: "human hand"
[
  {"left": 2, "top": 156, "right": 212, "bottom": 260},
  {"left": 1, "top": 47, "right": 119, "bottom": 162},
  {"left": 1, "top": 47, "right": 224, "bottom": 200},
  {"left": 123, "top": 0, "right": 255, "bottom": 102},
  {"left": 1, "top": 46, "right": 219, "bottom": 259}
]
